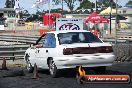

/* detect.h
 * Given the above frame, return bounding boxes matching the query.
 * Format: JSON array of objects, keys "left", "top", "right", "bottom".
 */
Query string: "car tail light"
[
  {"left": 105, "top": 46, "right": 113, "bottom": 53},
  {"left": 98, "top": 46, "right": 113, "bottom": 53},
  {"left": 63, "top": 46, "right": 113, "bottom": 55},
  {"left": 63, "top": 48, "right": 73, "bottom": 55}
]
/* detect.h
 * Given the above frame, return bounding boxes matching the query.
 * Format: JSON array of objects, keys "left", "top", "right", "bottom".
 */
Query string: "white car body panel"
[{"left": 24, "top": 30, "right": 115, "bottom": 69}]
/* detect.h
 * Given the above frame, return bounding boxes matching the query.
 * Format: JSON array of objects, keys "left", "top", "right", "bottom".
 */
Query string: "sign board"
[
  {"left": 56, "top": 18, "right": 83, "bottom": 31},
  {"left": 0, "top": 25, "right": 4, "bottom": 30}
]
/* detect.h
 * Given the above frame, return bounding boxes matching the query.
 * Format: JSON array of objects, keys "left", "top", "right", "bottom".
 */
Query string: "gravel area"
[
  {"left": 0, "top": 59, "right": 26, "bottom": 67},
  {"left": 0, "top": 62, "right": 132, "bottom": 88}
]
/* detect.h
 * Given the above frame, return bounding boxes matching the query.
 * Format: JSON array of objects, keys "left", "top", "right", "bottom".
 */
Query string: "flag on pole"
[{"left": 31, "top": 0, "right": 49, "bottom": 8}]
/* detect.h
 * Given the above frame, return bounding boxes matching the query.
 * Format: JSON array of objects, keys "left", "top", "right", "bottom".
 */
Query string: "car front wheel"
[
  {"left": 25, "top": 55, "right": 34, "bottom": 73},
  {"left": 48, "top": 59, "right": 59, "bottom": 78}
]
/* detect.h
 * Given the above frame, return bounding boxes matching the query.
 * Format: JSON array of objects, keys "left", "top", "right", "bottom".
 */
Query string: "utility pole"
[
  {"left": 48, "top": 0, "right": 51, "bottom": 30},
  {"left": 109, "top": 0, "right": 113, "bottom": 35},
  {"left": 62, "top": 0, "right": 64, "bottom": 16},
  {"left": 115, "top": 0, "right": 118, "bottom": 44},
  {"left": 95, "top": 0, "right": 97, "bottom": 11}
]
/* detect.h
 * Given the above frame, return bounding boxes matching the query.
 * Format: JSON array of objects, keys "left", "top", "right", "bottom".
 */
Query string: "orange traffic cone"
[
  {"left": 2, "top": 58, "right": 8, "bottom": 70},
  {"left": 33, "top": 63, "right": 39, "bottom": 79}
]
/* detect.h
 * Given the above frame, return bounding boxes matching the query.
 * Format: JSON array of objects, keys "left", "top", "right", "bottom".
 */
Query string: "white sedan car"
[{"left": 24, "top": 30, "right": 115, "bottom": 77}]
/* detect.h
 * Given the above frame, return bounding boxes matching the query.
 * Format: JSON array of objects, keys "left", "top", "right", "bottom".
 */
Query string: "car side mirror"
[
  {"left": 30, "top": 44, "right": 33, "bottom": 47},
  {"left": 30, "top": 44, "right": 36, "bottom": 49},
  {"left": 35, "top": 44, "right": 42, "bottom": 48}
]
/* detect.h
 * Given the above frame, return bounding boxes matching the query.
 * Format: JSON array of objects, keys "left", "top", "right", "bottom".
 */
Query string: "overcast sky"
[{"left": 0, "top": 0, "right": 129, "bottom": 14}]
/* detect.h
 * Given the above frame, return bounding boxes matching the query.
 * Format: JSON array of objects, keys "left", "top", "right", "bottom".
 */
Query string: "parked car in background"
[
  {"left": 24, "top": 30, "right": 115, "bottom": 77},
  {"left": 17, "top": 19, "right": 25, "bottom": 26}
]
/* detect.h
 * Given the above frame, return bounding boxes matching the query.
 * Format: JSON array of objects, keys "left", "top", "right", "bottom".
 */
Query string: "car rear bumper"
[{"left": 54, "top": 54, "right": 115, "bottom": 69}]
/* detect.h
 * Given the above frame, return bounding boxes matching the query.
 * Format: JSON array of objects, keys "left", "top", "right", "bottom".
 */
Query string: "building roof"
[
  {"left": 0, "top": 8, "right": 15, "bottom": 11},
  {"left": 126, "top": 5, "right": 132, "bottom": 8},
  {"left": 118, "top": 7, "right": 132, "bottom": 10}
]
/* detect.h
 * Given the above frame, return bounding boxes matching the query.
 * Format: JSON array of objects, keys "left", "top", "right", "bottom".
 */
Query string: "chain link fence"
[{"left": 113, "top": 44, "right": 132, "bottom": 62}]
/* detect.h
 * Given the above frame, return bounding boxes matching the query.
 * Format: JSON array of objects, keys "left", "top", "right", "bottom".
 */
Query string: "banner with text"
[{"left": 56, "top": 18, "right": 83, "bottom": 31}]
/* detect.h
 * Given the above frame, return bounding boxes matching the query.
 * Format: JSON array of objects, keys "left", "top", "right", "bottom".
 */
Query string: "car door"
[
  {"left": 35, "top": 33, "right": 56, "bottom": 69},
  {"left": 27, "top": 46, "right": 37, "bottom": 66},
  {"left": 34, "top": 35, "right": 46, "bottom": 68}
]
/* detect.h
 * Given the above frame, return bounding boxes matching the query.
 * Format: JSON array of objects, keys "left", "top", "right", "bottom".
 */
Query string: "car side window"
[
  {"left": 43, "top": 33, "right": 56, "bottom": 48},
  {"left": 33, "top": 34, "right": 46, "bottom": 48}
]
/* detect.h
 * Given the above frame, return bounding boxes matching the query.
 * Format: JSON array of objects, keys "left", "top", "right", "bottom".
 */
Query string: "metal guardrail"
[
  {"left": 102, "top": 31, "right": 132, "bottom": 43},
  {"left": 1, "top": 32, "right": 132, "bottom": 44},
  {"left": 0, "top": 34, "right": 39, "bottom": 59},
  {"left": 0, "top": 35, "right": 39, "bottom": 44},
  {"left": 0, "top": 31, "right": 132, "bottom": 61},
  {"left": 116, "top": 32, "right": 132, "bottom": 40},
  {"left": 0, "top": 44, "right": 30, "bottom": 60}
]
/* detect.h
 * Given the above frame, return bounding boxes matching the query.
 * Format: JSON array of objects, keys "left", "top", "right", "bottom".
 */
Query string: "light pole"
[
  {"left": 48, "top": 0, "right": 51, "bottom": 30},
  {"left": 115, "top": 0, "right": 118, "bottom": 44},
  {"left": 62, "top": 0, "right": 64, "bottom": 15},
  {"left": 109, "top": 0, "right": 113, "bottom": 35},
  {"left": 95, "top": 0, "right": 97, "bottom": 11}
]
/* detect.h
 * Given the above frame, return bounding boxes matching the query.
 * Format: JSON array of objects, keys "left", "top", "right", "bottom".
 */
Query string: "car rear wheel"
[
  {"left": 48, "top": 59, "right": 59, "bottom": 78},
  {"left": 25, "top": 55, "right": 34, "bottom": 73}
]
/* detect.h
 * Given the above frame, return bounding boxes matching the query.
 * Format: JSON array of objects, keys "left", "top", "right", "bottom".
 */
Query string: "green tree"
[
  {"left": 19, "top": 10, "right": 30, "bottom": 19},
  {"left": 53, "top": 0, "right": 82, "bottom": 12},
  {"left": 5, "top": 0, "right": 15, "bottom": 8},
  {"left": 77, "top": 0, "right": 94, "bottom": 10},
  {"left": 97, "top": 0, "right": 116, "bottom": 8}
]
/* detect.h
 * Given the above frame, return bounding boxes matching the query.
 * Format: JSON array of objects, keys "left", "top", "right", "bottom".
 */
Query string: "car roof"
[{"left": 47, "top": 30, "right": 91, "bottom": 34}]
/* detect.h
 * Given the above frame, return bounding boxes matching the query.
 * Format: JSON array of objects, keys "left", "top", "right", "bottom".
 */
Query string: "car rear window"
[{"left": 58, "top": 32, "right": 102, "bottom": 44}]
